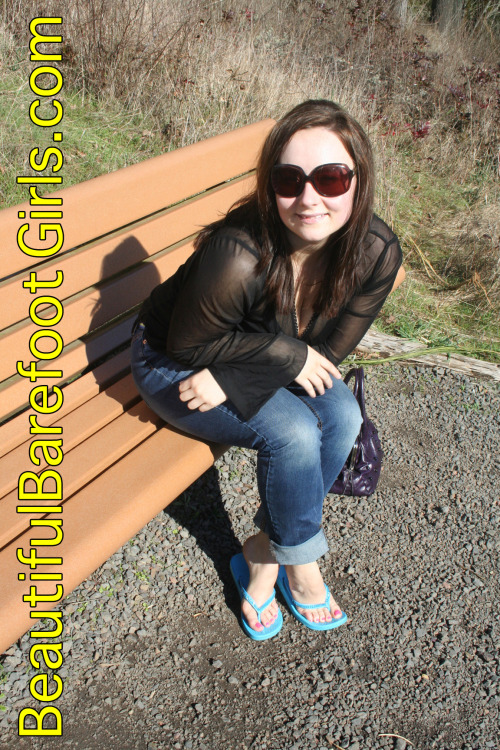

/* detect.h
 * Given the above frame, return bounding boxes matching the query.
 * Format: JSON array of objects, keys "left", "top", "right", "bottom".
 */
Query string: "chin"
[{"left": 294, "top": 226, "right": 333, "bottom": 244}]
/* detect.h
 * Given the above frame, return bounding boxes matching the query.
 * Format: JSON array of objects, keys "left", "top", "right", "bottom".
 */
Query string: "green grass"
[
  {"left": 374, "top": 133, "right": 500, "bottom": 363},
  {"left": 0, "top": 57, "right": 165, "bottom": 207},
  {"left": 376, "top": 277, "right": 500, "bottom": 363}
]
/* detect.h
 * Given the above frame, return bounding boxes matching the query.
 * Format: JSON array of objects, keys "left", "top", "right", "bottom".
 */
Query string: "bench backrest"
[{"left": 0, "top": 120, "right": 275, "bottom": 449}]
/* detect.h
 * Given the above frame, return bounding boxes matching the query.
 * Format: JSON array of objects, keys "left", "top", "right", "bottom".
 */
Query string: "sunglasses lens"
[
  {"left": 314, "top": 165, "right": 352, "bottom": 197},
  {"left": 272, "top": 164, "right": 354, "bottom": 198},
  {"left": 271, "top": 166, "right": 304, "bottom": 197}
]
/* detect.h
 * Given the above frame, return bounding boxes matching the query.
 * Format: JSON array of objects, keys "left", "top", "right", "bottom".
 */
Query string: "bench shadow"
[
  {"left": 163, "top": 464, "right": 243, "bottom": 618},
  {"left": 86, "top": 239, "right": 241, "bottom": 610},
  {"left": 85, "top": 236, "right": 160, "bottom": 424}
]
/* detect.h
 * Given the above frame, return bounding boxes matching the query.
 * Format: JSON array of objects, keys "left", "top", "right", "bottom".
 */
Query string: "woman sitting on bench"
[{"left": 131, "top": 99, "right": 402, "bottom": 640}]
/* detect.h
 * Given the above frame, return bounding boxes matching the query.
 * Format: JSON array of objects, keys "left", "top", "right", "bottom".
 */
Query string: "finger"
[
  {"left": 179, "top": 387, "right": 195, "bottom": 402},
  {"left": 303, "top": 380, "right": 317, "bottom": 398},
  {"left": 326, "top": 362, "right": 340, "bottom": 377},
  {"left": 186, "top": 396, "right": 204, "bottom": 411},
  {"left": 318, "top": 367, "right": 334, "bottom": 388},
  {"left": 317, "top": 356, "right": 341, "bottom": 378},
  {"left": 310, "top": 374, "right": 325, "bottom": 395},
  {"left": 326, "top": 362, "right": 341, "bottom": 379},
  {"left": 178, "top": 378, "right": 192, "bottom": 393},
  {"left": 198, "top": 402, "right": 214, "bottom": 412},
  {"left": 296, "top": 377, "right": 316, "bottom": 398}
]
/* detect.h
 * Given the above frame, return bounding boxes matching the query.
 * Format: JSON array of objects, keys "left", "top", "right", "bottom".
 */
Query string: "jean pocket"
[{"left": 140, "top": 338, "right": 179, "bottom": 381}]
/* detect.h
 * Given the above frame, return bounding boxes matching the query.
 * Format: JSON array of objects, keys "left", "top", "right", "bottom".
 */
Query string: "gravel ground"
[{"left": 1, "top": 362, "right": 499, "bottom": 750}]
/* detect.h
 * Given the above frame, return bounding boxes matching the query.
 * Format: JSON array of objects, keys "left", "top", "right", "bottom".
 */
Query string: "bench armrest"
[{"left": 391, "top": 265, "right": 406, "bottom": 292}]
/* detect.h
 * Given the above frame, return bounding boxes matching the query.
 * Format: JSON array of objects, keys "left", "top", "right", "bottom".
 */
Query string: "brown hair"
[{"left": 196, "top": 99, "right": 375, "bottom": 318}]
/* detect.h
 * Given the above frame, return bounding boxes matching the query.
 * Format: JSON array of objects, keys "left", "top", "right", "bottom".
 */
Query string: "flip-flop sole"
[
  {"left": 230, "top": 553, "right": 283, "bottom": 641},
  {"left": 276, "top": 566, "right": 347, "bottom": 631}
]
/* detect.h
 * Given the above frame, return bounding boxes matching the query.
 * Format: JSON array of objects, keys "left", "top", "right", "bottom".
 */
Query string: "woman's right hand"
[
  {"left": 294, "top": 346, "right": 341, "bottom": 397},
  {"left": 178, "top": 368, "right": 227, "bottom": 411}
]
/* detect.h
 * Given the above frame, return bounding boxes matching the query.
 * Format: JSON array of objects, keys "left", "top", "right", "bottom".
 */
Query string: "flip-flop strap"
[
  {"left": 288, "top": 581, "right": 331, "bottom": 611},
  {"left": 240, "top": 586, "right": 276, "bottom": 624}
]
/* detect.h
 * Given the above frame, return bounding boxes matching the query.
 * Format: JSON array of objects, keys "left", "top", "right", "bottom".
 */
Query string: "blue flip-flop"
[
  {"left": 276, "top": 566, "right": 348, "bottom": 631},
  {"left": 230, "top": 553, "right": 283, "bottom": 641}
]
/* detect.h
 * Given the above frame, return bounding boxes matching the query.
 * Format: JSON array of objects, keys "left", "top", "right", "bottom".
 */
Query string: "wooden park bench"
[{"left": 0, "top": 119, "right": 405, "bottom": 654}]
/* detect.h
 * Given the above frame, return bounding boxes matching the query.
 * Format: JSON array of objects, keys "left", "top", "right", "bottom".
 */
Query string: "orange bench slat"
[
  {"left": 0, "top": 373, "right": 140, "bottom": 500},
  {"left": 0, "top": 400, "right": 162, "bottom": 550},
  {"left": 0, "top": 314, "right": 134, "bottom": 421},
  {"left": 0, "top": 349, "right": 130, "bottom": 458}
]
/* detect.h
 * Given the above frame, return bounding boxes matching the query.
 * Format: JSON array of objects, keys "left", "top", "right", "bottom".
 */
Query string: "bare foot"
[
  {"left": 241, "top": 532, "right": 280, "bottom": 633},
  {"left": 284, "top": 562, "right": 344, "bottom": 625}
]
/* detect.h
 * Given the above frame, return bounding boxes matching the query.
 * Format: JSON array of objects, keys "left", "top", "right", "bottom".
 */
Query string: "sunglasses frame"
[{"left": 271, "top": 162, "right": 356, "bottom": 198}]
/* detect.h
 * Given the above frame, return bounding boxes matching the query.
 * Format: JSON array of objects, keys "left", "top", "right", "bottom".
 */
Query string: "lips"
[{"left": 296, "top": 213, "right": 328, "bottom": 224}]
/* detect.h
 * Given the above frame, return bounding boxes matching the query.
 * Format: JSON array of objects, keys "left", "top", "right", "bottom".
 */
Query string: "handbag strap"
[{"left": 343, "top": 367, "right": 368, "bottom": 425}]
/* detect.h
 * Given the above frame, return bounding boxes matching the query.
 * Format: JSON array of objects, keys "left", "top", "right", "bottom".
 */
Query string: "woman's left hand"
[{"left": 178, "top": 368, "right": 227, "bottom": 411}]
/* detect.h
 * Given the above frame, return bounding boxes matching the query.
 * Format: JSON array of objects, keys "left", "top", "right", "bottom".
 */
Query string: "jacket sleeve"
[
  {"left": 166, "top": 231, "right": 308, "bottom": 419},
  {"left": 312, "top": 236, "right": 403, "bottom": 366}
]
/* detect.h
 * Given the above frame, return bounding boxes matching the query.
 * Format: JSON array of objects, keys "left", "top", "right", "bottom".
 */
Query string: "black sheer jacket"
[{"left": 138, "top": 213, "right": 402, "bottom": 420}]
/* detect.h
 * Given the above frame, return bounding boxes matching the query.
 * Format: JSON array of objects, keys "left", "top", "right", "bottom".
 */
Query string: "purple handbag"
[{"left": 330, "top": 367, "right": 383, "bottom": 497}]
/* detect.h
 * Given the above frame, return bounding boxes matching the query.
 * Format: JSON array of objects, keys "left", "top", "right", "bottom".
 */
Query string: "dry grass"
[{"left": 1, "top": 0, "right": 499, "bottom": 352}]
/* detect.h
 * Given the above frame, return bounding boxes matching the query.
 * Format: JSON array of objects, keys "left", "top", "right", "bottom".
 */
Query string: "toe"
[
  {"left": 269, "top": 599, "right": 279, "bottom": 619},
  {"left": 304, "top": 609, "right": 318, "bottom": 624},
  {"left": 329, "top": 596, "right": 344, "bottom": 620},
  {"left": 300, "top": 605, "right": 340, "bottom": 624},
  {"left": 241, "top": 599, "right": 279, "bottom": 631},
  {"left": 314, "top": 608, "right": 327, "bottom": 623},
  {"left": 261, "top": 602, "right": 278, "bottom": 627},
  {"left": 241, "top": 601, "right": 262, "bottom": 632}
]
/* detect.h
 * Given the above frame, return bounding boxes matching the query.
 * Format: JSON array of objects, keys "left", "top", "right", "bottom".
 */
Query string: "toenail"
[
  {"left": 255, "top": 622, "right": 263, "bottom": 630},
  {"left": 333, "top": 609, "right": 342, "bottom": 618}
]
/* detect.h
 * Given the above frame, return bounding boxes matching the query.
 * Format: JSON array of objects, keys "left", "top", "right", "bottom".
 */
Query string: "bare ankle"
[
  {"left": 243, "top": 532, "right": 276, "bottom": 565},
  {"left": 285, "top": 561, "right": 323, "bottom": 587}
]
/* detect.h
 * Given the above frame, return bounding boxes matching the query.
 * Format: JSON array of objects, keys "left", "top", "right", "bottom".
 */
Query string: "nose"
[{"left": 297, "top": 179, "right": 321, "bottom": 203}]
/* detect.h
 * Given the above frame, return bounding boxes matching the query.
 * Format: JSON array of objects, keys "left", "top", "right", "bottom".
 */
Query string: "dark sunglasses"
[{"left": 271, "top": 163, "right": 355, "bottom": 198}]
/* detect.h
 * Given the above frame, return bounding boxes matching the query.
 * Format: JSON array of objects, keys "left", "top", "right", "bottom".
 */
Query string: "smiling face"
[{"left": 274, "top": 127, "right": 356, "bottom": 254}]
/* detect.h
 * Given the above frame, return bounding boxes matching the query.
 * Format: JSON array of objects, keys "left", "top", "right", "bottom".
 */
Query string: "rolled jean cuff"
[{"left": 269, "top": 528, "right": 329, "bottom": 565}]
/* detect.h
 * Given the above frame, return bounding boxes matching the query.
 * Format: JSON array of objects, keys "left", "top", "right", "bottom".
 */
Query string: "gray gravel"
[{"left": 1, "top": 363, "right": 499, "bottom": 750}]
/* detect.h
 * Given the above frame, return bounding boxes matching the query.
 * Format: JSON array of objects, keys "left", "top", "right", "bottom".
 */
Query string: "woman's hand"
[
  {"left": 294, "top": 346, "right": 341, "bottom": 397},
  {"left": 178, "top": 368, "right": 227, "bottom": 411}
]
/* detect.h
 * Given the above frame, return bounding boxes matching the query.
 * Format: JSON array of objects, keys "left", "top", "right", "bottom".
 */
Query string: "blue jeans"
[{"left": 130, "top": 324, "right": 362, "bottom": 565}]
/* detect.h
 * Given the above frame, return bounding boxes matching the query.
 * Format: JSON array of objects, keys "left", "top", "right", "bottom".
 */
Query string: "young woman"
[{"left": 131, "top": 100, "right": 403, "bottom": 640}]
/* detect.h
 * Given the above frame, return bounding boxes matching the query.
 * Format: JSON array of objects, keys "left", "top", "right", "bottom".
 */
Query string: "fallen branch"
[{"left": 354, "top": 330, "right": 500, "bottom": 381}]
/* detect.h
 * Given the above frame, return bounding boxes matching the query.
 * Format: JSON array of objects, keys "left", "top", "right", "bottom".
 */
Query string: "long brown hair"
[{"left": 195, "top": 99, "right": 375, "bottom": 318}]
